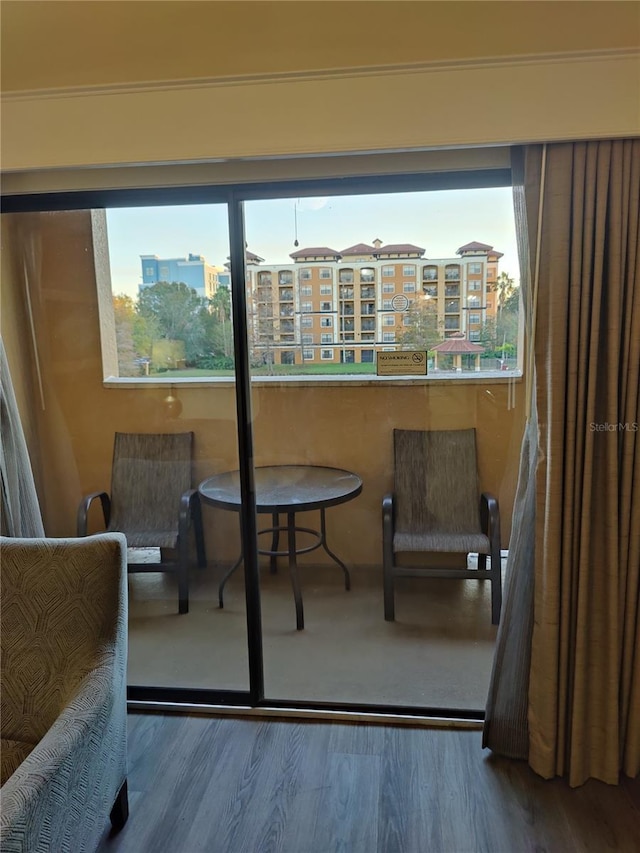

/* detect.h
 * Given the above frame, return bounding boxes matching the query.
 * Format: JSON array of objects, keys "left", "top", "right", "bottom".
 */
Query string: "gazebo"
[{"left": 431, "top": 334, "right": 485, "bottom": 372}]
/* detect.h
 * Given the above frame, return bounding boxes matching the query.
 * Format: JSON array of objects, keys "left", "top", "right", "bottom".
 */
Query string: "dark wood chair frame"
[
  {"left": 77, "top": 443, "right": 206, "bottom": 615},
  {"left": 382, "top": 491, "right": 502, "bottom": 625}
]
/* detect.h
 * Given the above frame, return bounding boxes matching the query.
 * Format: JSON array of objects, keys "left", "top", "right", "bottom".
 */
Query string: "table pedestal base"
[{"left": 218, "top": 508, "right": 351, "bottom": 630}]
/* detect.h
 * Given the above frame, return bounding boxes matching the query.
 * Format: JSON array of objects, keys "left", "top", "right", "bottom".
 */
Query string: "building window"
[
  {"left": 403, "top": 282, "right": 416, "bottom": 293},
  {"left": 320, "top": 284, "right": 332, "bottom": 295},
  {"left": 339, "top": 269, "right": 354, "bottom": 283},
  {"left": 303, "top": 348, "right": 314, "bottom": 360},
  {"left": 468, "top": 281, "right": 482, "bottom": 291},
  {"left": 302, "top": 334, "right": 313, "bottom": 345},
  {"left": 299, "top": 268, "right": 311, "bottom": 280},
  {"left": 469, "top": 330, "right": 481, "bottom": 341},
  {"left": 279, "top": 271, "right": 293, "bottom": 285},
  {"left": 422, "top": 265, "right": 438, "bottom": 281},
  {"left": 319, "top": 268, "right": 332, "bottom": 279},
  {"left": 360, "top": 268, "right": 375, "bottom": 283},
  {"left": 160, "top": 266, "right": 170, "bottom": 279},
  {"left": 321, "top": 349, "right": 334, "bottom": 360},
  {"left": 382, "top": 331, "right": 396, "bottom": 342},
  {"left": 361, "top": 349, "right": 374, "bottom": 363},
  {"left": 145, "top": 266, "right": 154, "bottom": 276},
  {"left": 320, "top": 316, "right": 332, "bottom": 327},
  {"left": 469, "top": 313, "right": 481, "bottom": 325},
  {"left": 321, "top": 333, "right": 333, "bottom": 343},
  {"left": 280, "top": 351, "right": 295, "bottom": 364},
  {"left": 468, "top": 296, "right": 481, "bottom": 308},
  {"left": 469, "top": 262, "right": 483, "bottom": 275},
  {"left": 301, "top": 315, "right": 313, "bottom": 327},
  {"left": 382, "top": 315, "right": 395, "bottom": 326},
  {"left": 382, "top": 283, "right": 395, "bottom": 293},
  {"left": 402, "top": 315, "right": 413, "bottom": 325},
  {"left": 300, "top": 285, "right": 312, "bottom": 296},
  {"left": 341, "top": 349, "right": 355, "bottom": 364},
  {"left": 382, "top": 266, "right": 395, "bottom": 277},
  {"left": 382, "top": 299, "right": 393, "bottom": 310},
  {"left": 402, "top": 264, "right": 416, "bottom": 276},
  {"left": 301, "top": 301, "right": 312, "bottom": 312},
  {"left": 321, "top": 301, "right": 332, "bottom": 312}
]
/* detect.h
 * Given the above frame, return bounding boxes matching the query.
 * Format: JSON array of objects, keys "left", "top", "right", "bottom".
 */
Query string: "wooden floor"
[{"left": 97, "top": 712, "right": 640, "bottom": 853}]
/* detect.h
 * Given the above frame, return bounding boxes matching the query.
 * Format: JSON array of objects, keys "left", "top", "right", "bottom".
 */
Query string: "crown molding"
[{"left": 2, "top": 47, "right": 637, "bottom": 102}]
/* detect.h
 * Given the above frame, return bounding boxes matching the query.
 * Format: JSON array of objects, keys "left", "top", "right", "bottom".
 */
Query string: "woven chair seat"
[{"left": 394, "top": 531, "right": 490, "bottom": 554}]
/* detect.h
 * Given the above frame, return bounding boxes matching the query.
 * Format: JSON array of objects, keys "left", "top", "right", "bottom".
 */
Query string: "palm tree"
[{"left": 493, "top": 272, "right": 516, "bottom": 320}]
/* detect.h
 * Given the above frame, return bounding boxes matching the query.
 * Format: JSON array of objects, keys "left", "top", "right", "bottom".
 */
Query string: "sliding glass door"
[{"left": 2, "top": 165, "right": 525, "bottom": 714}]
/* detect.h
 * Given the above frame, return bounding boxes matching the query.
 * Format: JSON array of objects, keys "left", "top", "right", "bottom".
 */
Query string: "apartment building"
[{"left": 247, "top": 239, "right": 503, "bottom": 365}]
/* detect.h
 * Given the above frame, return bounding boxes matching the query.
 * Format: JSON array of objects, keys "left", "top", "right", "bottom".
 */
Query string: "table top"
[{"left": 199, "top": 465, "right": 362, "bottom": 513}]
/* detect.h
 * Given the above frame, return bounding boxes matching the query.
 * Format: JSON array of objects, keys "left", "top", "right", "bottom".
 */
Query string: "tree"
[
  {"left": 493, "top": 271, "right": 516, "bottom": 320},
  {"left": 136, "top": 281, "right": 209, "bottom": 365},
  {"left": 209, "top": 285, "right": 232, "bottom": 357},
  {"left": 398, "top": 300, "right": 442, "bottom": 351},
  {"left": 112, "top": 294, "right": 139, "bottom": 376}
]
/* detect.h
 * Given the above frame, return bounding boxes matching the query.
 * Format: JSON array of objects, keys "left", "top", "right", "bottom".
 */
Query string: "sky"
[{"left": 106, "top": 187, "right": 520, "bottom": 299}]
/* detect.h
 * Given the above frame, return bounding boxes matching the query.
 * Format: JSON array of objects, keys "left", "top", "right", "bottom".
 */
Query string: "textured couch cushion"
[{"left": 1, "top": 739, "right": 34, "bottom": 786}]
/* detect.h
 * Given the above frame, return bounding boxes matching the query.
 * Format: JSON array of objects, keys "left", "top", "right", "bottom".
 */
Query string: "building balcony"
[
  {"left": 361, "top": 319, "right": 375, "bottom": 331},
  {"left": 341, "top": 305, "right": 355, "bottom": 316},
  {"left": 279, "top": 290, "right": 294, "bottom": 302},
  {"left": 339, "top": 287, "right": 355, "bottom": 299},
  {"left": 360, "top": 286, "right": 376, "bottom": 299},
  {"left": 361, "top": 303, "right": 375, "bottom": 315}
]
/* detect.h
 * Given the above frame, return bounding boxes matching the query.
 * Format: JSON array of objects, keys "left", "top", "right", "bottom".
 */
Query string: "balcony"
[
  {"left": 341, "top": 304, "right": 355, "bottom": 316},
  {"left": 359, "top": 271, "right": 375, "bottom": 283},
  {"left": 279, "top": 307, "right": 294, "bottom": 317},
  {"left": 445, "top": 300, "right": 460, "bottom": 314},
  {"left": 360, "top": 286, "right": 375, "bottom": 299},
  {"left": 278, "top": 272, "right": 293, "bottom": 285},
  {"left": 361, "top": 302, "right": 375, "bottom": 315},
  {"left": 445, "top": 285, "right": 460, "bottom": 297},
  {"left": 341, "top": 319, "right": 355, "bottom": 332},
  {"left": 279, "top": 290, "right": 294, "bottom": 302},
  {"left": 423, "top": 268, "right": 438, "bottom": 281},
  {"left": 339, "top": 272, "right": 354, "bottom": 284},
  {"left": 2, "top": 208, "right": 525, "bottom": 714},
  {"left": 339, "top": 287, "right": 354, "bottom": 299}
]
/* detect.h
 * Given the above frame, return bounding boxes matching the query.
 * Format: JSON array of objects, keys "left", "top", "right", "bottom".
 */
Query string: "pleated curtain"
[
  {"left": 0, "top": 336, "right": 45, "bottom": 537},
  {"left": 485, "top": 139, "right": 640, "bottom": 787}
]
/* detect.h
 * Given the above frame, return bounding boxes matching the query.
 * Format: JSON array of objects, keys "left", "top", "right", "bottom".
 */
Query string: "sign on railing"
[{"left": 377, "top": 351, "right": 428, "bottom": 376}]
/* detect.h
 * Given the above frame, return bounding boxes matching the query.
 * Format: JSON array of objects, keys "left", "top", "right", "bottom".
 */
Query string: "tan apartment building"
[{"left": 246, "top": 239, "right": 503, "bottom": 365}]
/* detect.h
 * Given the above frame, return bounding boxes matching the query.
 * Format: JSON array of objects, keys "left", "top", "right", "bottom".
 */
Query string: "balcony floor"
[{"left": 127, "top": 555, "right": 502, "bottom": 711}]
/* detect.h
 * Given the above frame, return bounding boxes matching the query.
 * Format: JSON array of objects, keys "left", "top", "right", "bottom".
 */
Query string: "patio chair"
[
  {"left": 77, "top": 432, "right": 206, "bottom": 614},
  {"left": 382, "top": 428, "right": 502, "bottom": 624}
]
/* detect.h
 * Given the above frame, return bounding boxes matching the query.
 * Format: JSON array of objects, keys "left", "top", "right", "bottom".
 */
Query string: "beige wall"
[
  {"left": 3, "top": 1, "right": 638, "bottom": 91},
  {"left": 1, "top": 2, "right": 638, "bottom": 172},
  {"left": 1, "top": 211, "right": 525, "bottom": 564}
]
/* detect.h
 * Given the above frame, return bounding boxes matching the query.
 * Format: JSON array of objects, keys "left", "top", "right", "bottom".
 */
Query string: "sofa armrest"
[{"left": 0, "top": 658, "right": 127, "bottom": 853}]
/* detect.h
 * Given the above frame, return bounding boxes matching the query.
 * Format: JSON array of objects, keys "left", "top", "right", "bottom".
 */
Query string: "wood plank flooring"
[{"left": 97, "top": 712, "right": 640, "bottom": 853}]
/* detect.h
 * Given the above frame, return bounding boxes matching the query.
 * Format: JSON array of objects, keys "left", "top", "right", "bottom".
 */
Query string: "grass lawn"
[{"left": 150, "top": 363, "right": 377, "bottom": 378}]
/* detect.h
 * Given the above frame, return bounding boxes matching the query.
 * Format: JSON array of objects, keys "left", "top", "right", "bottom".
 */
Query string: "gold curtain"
[{"left": 526, "top": 140, "right": 640, "bottom": 786}]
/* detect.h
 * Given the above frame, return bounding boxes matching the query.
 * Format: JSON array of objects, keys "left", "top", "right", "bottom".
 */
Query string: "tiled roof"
[
  {"left": 246, "top": 250, "right": 264, "bottom": 262},
  {"left": 372, "top": 243, "right": 425, "bottom": 256},
  {"left": 431, "top": 337, "right": 485, "bottom": 353},
  {"left": 289, "top": 246, "right": 341, "bottom": 259},
  {"left": 456, "top": 241, "right": 494, "bottom": 253},
  {"left": 340, "top": 243, "right": 375, "bottom": 255}
]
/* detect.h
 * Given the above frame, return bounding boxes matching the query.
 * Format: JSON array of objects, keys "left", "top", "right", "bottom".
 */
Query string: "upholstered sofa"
[{"left": 0, "top": 534, "right": 129, "bottom": 852}]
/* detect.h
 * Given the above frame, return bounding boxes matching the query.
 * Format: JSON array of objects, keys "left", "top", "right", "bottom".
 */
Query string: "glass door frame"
[{"left": 2, "top": 163, "right": 511, "bottom": 720}]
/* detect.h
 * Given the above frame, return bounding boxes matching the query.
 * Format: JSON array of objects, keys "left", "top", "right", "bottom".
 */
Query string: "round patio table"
[{"left": 198, "top": 465, "right": 363, "bottom": 630}]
